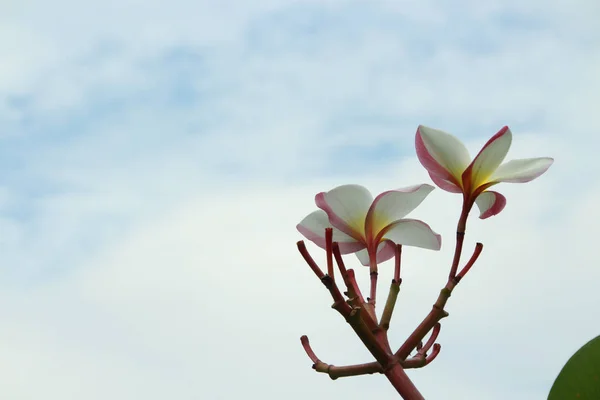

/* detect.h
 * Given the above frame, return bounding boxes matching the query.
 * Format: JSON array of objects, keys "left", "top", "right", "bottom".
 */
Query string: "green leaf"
[{"left": 548, "top": 335, "right": 600, "bottom": 399}]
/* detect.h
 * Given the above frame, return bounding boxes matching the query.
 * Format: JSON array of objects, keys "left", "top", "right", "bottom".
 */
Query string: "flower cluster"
[
  {"left": 298, "top": 125, "right": 553, "bottom": 255},
  {"left": 297, "top": 183, "right": 441, "bottom": 268},
  {"left": 294, "top": 125, "right": 553, "bottom": 400},
  {"left": 416, "top": 125, "right": 553, "bottom": 219}
]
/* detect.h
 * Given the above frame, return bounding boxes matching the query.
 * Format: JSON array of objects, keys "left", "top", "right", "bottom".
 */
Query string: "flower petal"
[
  {"left": 296, "top": 210, "right": 365, "bottom": 253},
  {"left": 381, "top": 219, "right": 442, "bottom": 250},
  {"left": 464, "top": 126, "right": 512, "bottom": 190},
  {"left": 374, "top": 241, "right": 398, "bottom": 264},
  {"left": 355, "top": 242, "right": 394, "bottom": 266},
  {"left": 367, "top": 184, "right": 435, "bottom": 236},
  {"left": 490, "top": 157, "right": 554, "bottom": 183},
  {"left": 315, "top": 184, "right": 372, "bottom": 239},
  {"left": 474, "top": 191, "right": 507, "bottom": 219},
  {"left": 429, "top": 172, "right": 463, "bottom": 193},
  {"left": 355, "top": 248, "right": 371, "bottom": 266},
  {"left": 416, "top": 125, "right": 471, "bottom": 185}
]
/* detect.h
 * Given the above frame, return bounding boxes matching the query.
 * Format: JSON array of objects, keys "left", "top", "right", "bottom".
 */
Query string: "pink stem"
[
  {"left": 449, "top": 201, "right": 470, "bottom": 279},
  {"left": 325, "top": 228, "right": 335, "bottom": 281},
  {"left": 384, "top": 363, "right": 425, "bottom": 400},
  {"left": 456, "top": 242, "right": 483, "bottom": 282},
  {"left": 394, "top": 244, "right": 402, "bottom": 283},
  {"left": 369, "top": 251, "right": 378, "bottom": 306}
]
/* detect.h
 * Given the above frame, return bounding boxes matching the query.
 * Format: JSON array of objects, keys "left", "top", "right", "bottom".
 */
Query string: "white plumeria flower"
[
  {"left": 296, "top": 184, "right": 441, "bottom": 266},
  {"left": 415, "top": 125, "right": 554, "bottom": 219}
]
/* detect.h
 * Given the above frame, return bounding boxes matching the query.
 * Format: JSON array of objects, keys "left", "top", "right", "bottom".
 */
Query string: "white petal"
[
  {"left": 315, "top": 184, "right": 372, "bottom": 237},
  {"left": 468, "top": 127, "right": 512, "bottom": 188},
  {"left": 296, "top": 210, "right": 363, "bottom": 253},
  {"left": 374, "top": 241, "right": 397, "bottom": 264},
  {"left": 429, "top": 172, "right": 463, "bottom": 193},
  {"left": 416, "top": 125, "right": 471, "bottom": 180},
  {"left": 381, "top": 219, "right": 442, "bottom": 250},
  {"left": 367, "top": 184, "right": 434, "bottom": 234},
  {"left": 354, "top": 242, "right": 389, "bottom": 266},
  {"left": 490, "top": 158, "right": 554, "bottom": 183},
  {"left": 474, "top": 191, "right": 507, "bottom": 219},
  {"left": 355, "top": 248, "right": 371, "bottom": 266}
]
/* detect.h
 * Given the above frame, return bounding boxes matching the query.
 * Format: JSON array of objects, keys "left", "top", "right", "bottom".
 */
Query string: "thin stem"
[
  {"left": 325, "top": 228, "right": 335, "bottom": 282},
  {"left": 456, "top": 242, "right": 483, "bottom": 282},
  {"left": 449, "top": 201, "right": 470, "bottom": 279},
  {"left": 300, "top": 336, "right": 383, "bottom": 379},
  {"left": 331, "top": 242, "right": 377, "bottom": 324},
  {"left": 297, "top": 241, "right": 325, "bottom": 279},
  {"left": 394, "top": 244, "right": 402, "bottom": 282},
  {"left": 369, "top": 251, "right": 378, "bottom": 306},
  {"left": 380, "top": 280, "right": 401, "bottom": 331},
  {"left": 369, "top": 270, "right": 378, "bottom": 305},
  {"left": 300, "top": 335, "right": 321, "bottom": 364},
  {"left": 418, "top": 323, "right": 440, "bottom": 356},
  {"left": 424, "top": 344, "right": 441, "bottom": 366},
  {"left": 345, "top": 270, "right": 367, "bottom": 306},
  {"left": 379, "top": 244, "right": 402, "bottom": 330},
  {"left": 325, "top": 362, "right": 383, "bottom": 379},
  {"left": 395, "top": 286, "right": 451, "bottom": 360},
  {"left": 332, "top": 242, "right": 366, "bottom": 306},
  {"left": 320, "top": 275, "right": 353, "bottom": 316}
]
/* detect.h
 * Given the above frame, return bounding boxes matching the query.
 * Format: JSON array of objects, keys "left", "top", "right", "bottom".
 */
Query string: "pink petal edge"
[
  {"left": 315, "top": 191, "right": 362, "bottom": 239},
  {"left": 296, "top": 223, "right": 365, "bottom": 253},
  {"left": 462, "top": 126, "right": 510, "bottom": 191},
  {"left": 415, "top": 127, "right": 459, "bottom": 183},
  {"left": 476, "top": 191, "right": 507, "bottom": 219},
  {"left": 429, "top": 172, "right": 462, "bottom": 193},
  {"left": 366, "top": 184, "right": 435, "bottom": 232}
]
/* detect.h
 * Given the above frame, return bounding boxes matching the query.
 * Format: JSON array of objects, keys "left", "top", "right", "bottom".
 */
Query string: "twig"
[
  {"left": 300, "top": 336, "right": 383, "bottom": 379},
  {"left": 380, "top": 245, "right": 403, "bottom": 330},
  {"left": 394, "top": 244, "right": 402, "bottom": 282},
  {"left": 456, "top": 243, "right": 483, "bottom": 282},
  {"left": 297, "top": 241, "right": 325, "bottom": 279},
  {"left": 325, "top": 228, "right": 335, "bottom": 282},
  {"left": 380, "top": 280, "right": 401, "bottom": 331}
]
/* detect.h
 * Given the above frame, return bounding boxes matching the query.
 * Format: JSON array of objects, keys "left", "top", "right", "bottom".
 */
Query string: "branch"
[
  {"left": 379, "top": 280, "right": 401, "bottom": 331},
  {"left": 300, "top": 336, "right": 383, "bottom": 379},
  {"left": 380, "top": 245, "right": 403, "bottom": 330},
  {"left": 395, "top": 201, "right": 484, "bottom": 360},
  {"left": 368, "top": 251, "right": 378, "bottom": 308},
  {"left": 298, "top": 237, "right": 425, "bottom": 399},
  {"left": 369, "top": 269, "right": 378, "bottom": 306},
  {"left": 297, "top": 241, "right": 325, "bottom": 279},
  {"left": 332, "top": 242, "right": 377, "bottom": 324},
  {"left": 395, "top": 286, "right": 451, "bottom": 360},
  {"left": 456, "top": 242, "right": 483, "bottom": 282},
  {"left": 418, "top": 323, "right": 441, "bottom": 357},
  {"left": 394, "top": 244, "right": 402, "bottom": 282},
  {"left": 449, "top": 203, "right": 470, "bottom": 279},
  {"left": 325, "top": 228, "right": 335, "bottom": 282},
  {"left": 402, "top": 343, "right": 442, "bottom": 369},
  {"left": 332, "top": 243, "right": 366, "bottom": 306},
  {"left": 321, "top": 274, "right": 353, "bottom": 317}
]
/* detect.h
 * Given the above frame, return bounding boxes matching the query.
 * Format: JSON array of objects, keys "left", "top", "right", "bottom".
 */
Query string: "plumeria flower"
[
  {"left": 296, "top": 184, "right": 441, "bottom": 266},
  {"left": 415, "top": 125, "right": 553, "bottom": 219}
]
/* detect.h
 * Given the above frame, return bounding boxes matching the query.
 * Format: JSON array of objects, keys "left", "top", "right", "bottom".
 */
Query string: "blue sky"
[{"left": 1, "top": 1, "right": 599, "bottom": 399}]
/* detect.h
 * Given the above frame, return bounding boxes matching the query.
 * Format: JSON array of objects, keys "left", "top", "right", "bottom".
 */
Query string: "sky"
[{"left": 1, "top": 0, "right": 599, "bottom": 399}]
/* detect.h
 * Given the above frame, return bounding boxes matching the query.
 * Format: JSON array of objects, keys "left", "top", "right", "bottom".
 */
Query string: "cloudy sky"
[{"left": 1, "top": 0, "right": 599, "bottom": 399}]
